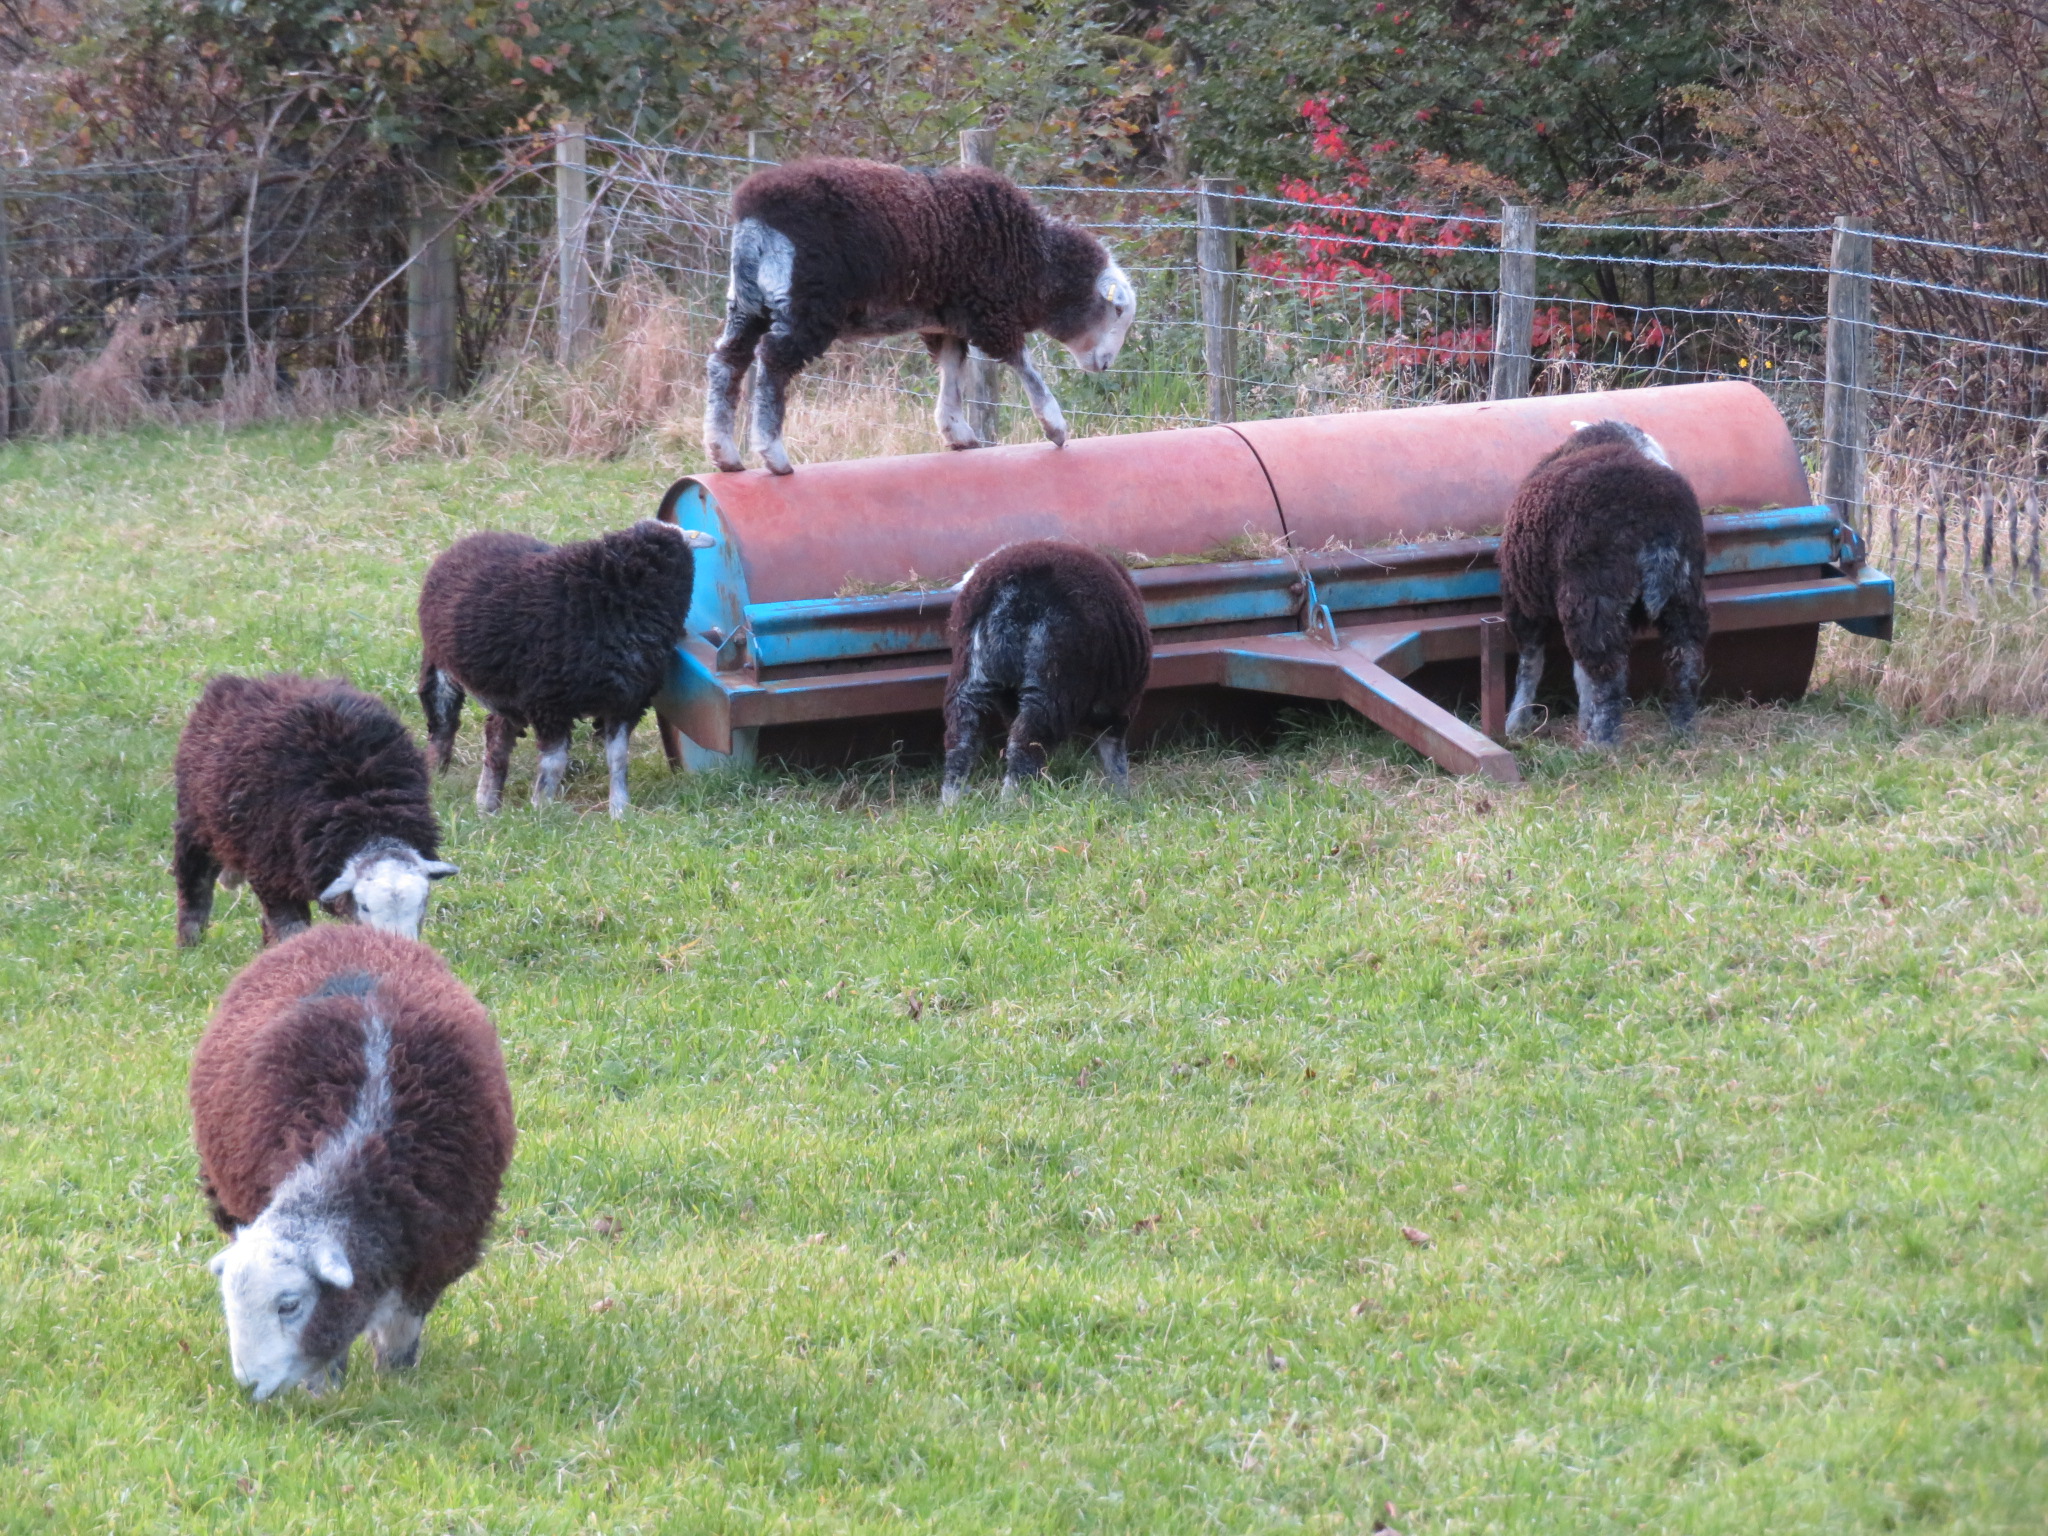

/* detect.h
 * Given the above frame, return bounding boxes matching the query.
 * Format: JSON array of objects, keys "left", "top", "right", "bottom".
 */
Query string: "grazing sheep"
[
  {"left": 1498, "top": 418, "right": 1709, "bottom": 747},
  {"left": 941, "top": 539, "right": 1152, "bottom": 804},
  {"left": 174, "top": 674, "right": 454, "bottom": 949},
  {"left": 191, "top": 925, "right": 515, "bottom": 1401},
  {"left": 706, "top": 157, "right": 1138, "bottom": 475},
  {"left": 417, "top": 517, "right": 714, "bottom": 818}
]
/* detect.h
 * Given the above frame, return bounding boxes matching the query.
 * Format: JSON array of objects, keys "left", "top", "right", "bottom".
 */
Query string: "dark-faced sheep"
[
  {"left": 174, "top": 674, "right": 455, "bottom": 949},
  {"left": 191, "top": 924, "right": 515, "bottom": 1401},
  {"left": 1498, "top": 418, "right": 1709, "bottom": 747},
  {"left": 941, "top": 539, "right": 1153, "bottom": 804},
  {"left": 706, "top": 157, "right": 1138, "bottom": 475},
  {"left": 417, "top": 517, "right": 714, "bottom": 817}
]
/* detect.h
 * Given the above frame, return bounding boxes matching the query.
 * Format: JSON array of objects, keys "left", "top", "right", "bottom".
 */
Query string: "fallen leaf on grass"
[
  {"left": 590, "top": 1297, "right": 615, "bottom": 1314},
  {"left": 1401, "top": 1225, "right": 1433, "bottom": 1247}
]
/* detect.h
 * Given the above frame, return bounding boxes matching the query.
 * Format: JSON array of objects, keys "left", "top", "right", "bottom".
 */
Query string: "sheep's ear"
[
  {"left": 309, "top": 1237, "right": 353, "bottom": 1291},
  {"left": 421, "top": 860, "right": 458, "bottom": 881},
  {"left": 208, "top": 1247, "right": 232, "bottom": 1277},
  {"left": 318, "top": 869, "right": 356, "bottom": 904}
]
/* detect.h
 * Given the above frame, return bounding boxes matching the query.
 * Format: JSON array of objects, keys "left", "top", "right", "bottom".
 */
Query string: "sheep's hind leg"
[
  {"left": 941, "top": 684, "right": 1002, "bottom": 807},
  {"left": 173, "top": 818, "right": 220, "bottom": 947},
  {"left": 998, "top": 348, "right": 1068, "bottom": 448},
  {"left": 478, "top": 714, "right": 519, "bottom": 814},
  {"left": 1000, "top": 687, "right": 1060, "bottom": 801},
  {"left": 752, "top": 321, "right": 828, "bottom": 477},
  {"left": 1505, "top": 639, "right": 1547, "bottom": 739},
  {"left": 602, "top": 719, "right": 634, "bottom": 818},
  {"left": 1571, "top": 658, "right": 1630, "bottom": 750},
  {"left": 706, "top": 308, "right": 768, "bottom": 473},
  {"left": 418, "top": 658, "right": 464, "bottom": 772},
  {"left": 926, "top": 334, "right": 980, "bottom": 450},
  {"left": 531, "top": 731, "right": 571, "bottom": 808}
]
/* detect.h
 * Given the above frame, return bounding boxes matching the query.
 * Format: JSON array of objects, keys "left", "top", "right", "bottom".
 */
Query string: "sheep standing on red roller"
[
  {"left": 418, "top": 515, "right": 714, "bottom": 818},
  {"left": 941, "top": 540, "right": 1153, "bottom": 804},
  {"left": 173, "top": 673, "right": 455, "bottom": 948},
  {"left": 1499, "top": 419, "right": 1710, "bottom": 747},
  {"left": 706, "top": 157, "right": 1138, "bottom": 475},
  {"left": 190, "top": 925, "right": 515, "bottom": 1401}
]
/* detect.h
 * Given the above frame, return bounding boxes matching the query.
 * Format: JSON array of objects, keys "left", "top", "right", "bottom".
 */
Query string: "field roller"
[{"left": 652, "top": 380, "right": 1894, "bottom": 785}]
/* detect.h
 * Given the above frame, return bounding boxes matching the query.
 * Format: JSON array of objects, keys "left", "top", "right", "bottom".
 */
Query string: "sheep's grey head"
[
  {"left": 319, "top": 841, "right": 455, "bottom": 939},
  {"left": 1051, "top": 256, "right": 1138, "bottom": 375},
  {"left": 210, "top": 1216, "right": 353, "bottom": 1402},
  {"left": 1569, "top": 418, "right": 1673, "bottom": 470}
]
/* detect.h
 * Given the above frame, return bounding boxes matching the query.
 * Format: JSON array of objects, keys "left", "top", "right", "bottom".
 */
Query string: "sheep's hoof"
[
  {"left": 302, "top": 1356, "right": 347, "bottom": 1397},
  {"left": 761, "top": 442, "right": 794, "bottom": 476},
  {"left": 945, "top": 439, "right": 982, "bottom": 453},
  {"left": 939, "top": 779, "right": 966, "bottom": 807},
  {"left": 176, "top": 921, "right": 206, "bottom": 948},
  {"left": 1504, "top": 708, "right": 1539, "bottom": 740}
]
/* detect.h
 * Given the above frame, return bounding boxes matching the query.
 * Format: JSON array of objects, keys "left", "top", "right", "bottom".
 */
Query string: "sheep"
[
  {"left": 1498, "top": 418, "right": 1710, "bottom": 748},
  {"left": 705, "top": 157, "right": 1138, "bottom": 475},
  {"left": 191, "top": 924, "right": 515, "bottom": 1401},
  {"left": 417, "top": 517, "right": 715, "bottom": 818},
  {"left": 174, "top": 674, "right": 455, "bottom": 949},
  {"left": 941, "top": 539, "right": 1153, "bottom": 804}
]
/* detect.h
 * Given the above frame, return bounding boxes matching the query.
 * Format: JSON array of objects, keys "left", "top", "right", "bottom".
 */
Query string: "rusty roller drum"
[{"left": 654, "top": 380, "right": 1893, "bottom": 784}]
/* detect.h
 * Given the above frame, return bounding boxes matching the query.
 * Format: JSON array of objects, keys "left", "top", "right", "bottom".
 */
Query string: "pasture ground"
[{"left": 0, "top": 424, "right": 2043, "bottom": 1534}]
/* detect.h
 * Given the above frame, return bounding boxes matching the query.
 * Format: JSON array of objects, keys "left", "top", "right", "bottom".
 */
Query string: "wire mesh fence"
[{"left": 5, "top": 128, "right": 2046, "bottom": 611}]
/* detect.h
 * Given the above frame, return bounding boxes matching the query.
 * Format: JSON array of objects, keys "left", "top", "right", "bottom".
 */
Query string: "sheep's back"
[
  {"left": 1500, "top": 446, "right": 1704, "bottom": 617},
  {"left": 176, "top": 675, "right": 434, "bottom": 897},
  {"left": 191, "top": 927, "right": 513, "bottom": 1241}
]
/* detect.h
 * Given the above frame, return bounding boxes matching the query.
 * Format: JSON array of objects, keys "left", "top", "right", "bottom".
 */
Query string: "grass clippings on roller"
[{"left": 0, "top": 424, "right": 2042, "bottom": 1534}]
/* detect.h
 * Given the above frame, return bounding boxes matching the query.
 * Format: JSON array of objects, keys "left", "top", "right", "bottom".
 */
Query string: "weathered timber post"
[
  {"left": 554, "top": 118, "right": 593, "bottom": 367},
  {"left": 747, "top": 129, "right": 779, "bottom": 166},
  {"left": 1822, "top": 216, "right": 1874, "bottom": 534},
  {"left": 406, "top": 139, "right": 460, "bottom": 395},
  {"left": 1489, "top": 201, "right": 1536, "bottom": 402},
  {"left": 0, "top": 170, "right": 18, "bottom": 439},
  {"left": 1196, "top": 176, "right": 1239, "bottom": 424},
  {"left": 959, "top": 126, "right": 1002, "bottom": 445}
]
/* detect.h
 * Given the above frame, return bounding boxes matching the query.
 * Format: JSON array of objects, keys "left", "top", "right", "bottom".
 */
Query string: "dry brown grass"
[
  {"left": 1818, "top": 587, "right": 2048, "bottom": 721},
  {"left": 344, "top": 276, "right": 949, "bottom": 468},
  {"left": 28, "top": 302, "right": 391, "bottom": 437}
]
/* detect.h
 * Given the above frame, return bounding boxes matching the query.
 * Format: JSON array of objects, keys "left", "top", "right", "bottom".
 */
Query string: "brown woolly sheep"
[
  {"left": 706, "top": 157, "right": 1138, "bottom": 475},
  {"left": 191, "top": 924, "right": 515, "bottom": 1401},
  {"left": 1498, "top": 419, "right": 1710, "bottom": 747},
  {"left": 941, "top": 539, "right": 1153, "bottom": 804},
  {"left": 174, "top": 674, "right": 454, "bottom": 949},
  {"left": 417, "top": 518, "right": 713, "bottom": 818}
]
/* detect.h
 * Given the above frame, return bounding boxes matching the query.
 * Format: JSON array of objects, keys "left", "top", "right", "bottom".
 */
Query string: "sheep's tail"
[
  {"left": 1636, "top": 543, "right": 1691, "bottom": 622},
  {"left": 417, "top": 656, "right": 464, "bottom": 773}
]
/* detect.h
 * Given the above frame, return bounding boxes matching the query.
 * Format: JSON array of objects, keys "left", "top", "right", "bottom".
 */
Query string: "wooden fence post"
[
  {"left": 0, "top": 170, "right": 17, "bottom": 440},
  {"left": 406, "top": 139, "right": 460, "bottom": 395},
  {"left": 1196, "top": 176, "right": 1239, "bottom": 424},
  {"left": 554, "top": 118, "right": 593, "bottom": 367},
  {"left": 747, "top": 129, "right": 779, "bottom": 166},
  {"left": 1489, "top": 201, "right": 1536, "bottom": 401},
  {"left": 959, "top": 126, "right": 1001, "bottom": 445},
  {"left": 1822, "top": 216, "right": 1874, "bottom": 533}
]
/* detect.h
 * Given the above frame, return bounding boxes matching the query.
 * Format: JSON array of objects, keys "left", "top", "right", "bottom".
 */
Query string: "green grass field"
[{"left": 0, "top": 423, "right": 2043, "bottom": 1533}]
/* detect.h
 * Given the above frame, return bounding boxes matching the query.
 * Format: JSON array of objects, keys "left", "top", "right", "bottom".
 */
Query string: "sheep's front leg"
[
  {"left": 602, "top": 720, "right": 633, "bottom": 818},
  {"left": 257, "top": 891, "right": 311, "bottom": 947},
  {"left": 531, "top": 732, "right": 571, "bottom": 808},
  {"left": 366, "top": 1293, "right": 426, "bottom": 1372},
  {"left": 998, "top": 349, "right": 1068, "bottom": 448},
  {"left": 926, "top": 334, "right": 980, "bottom": 451},
  {"left": 1094, "top": 725, "right": 1133, "bottom": 794},
  {"left": 706, "top": 307, "right": 769, "bottom": 474}
]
